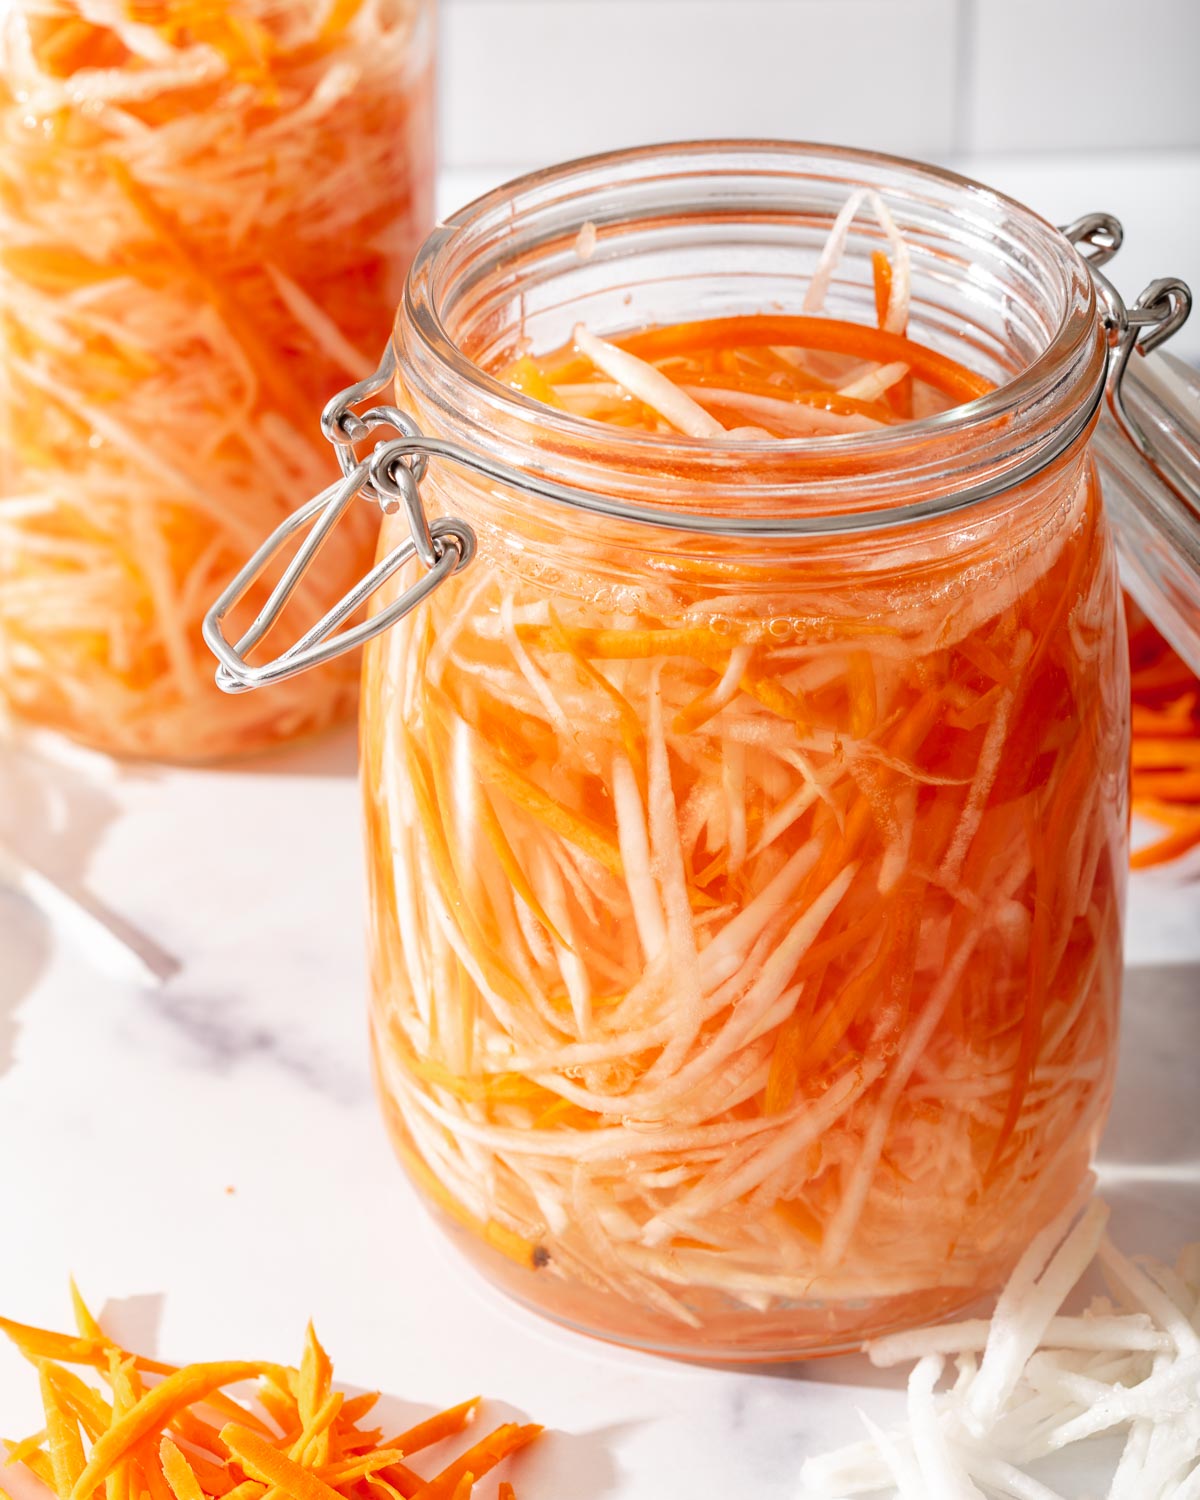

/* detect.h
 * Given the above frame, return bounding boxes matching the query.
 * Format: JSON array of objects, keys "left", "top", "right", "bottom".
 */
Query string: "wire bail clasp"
[
  {"left": 203, "top": 346, "right": 477, "bottom": 693},
  {"left": 1061, "top": 213, "right": 1193, "bottom": 483}
]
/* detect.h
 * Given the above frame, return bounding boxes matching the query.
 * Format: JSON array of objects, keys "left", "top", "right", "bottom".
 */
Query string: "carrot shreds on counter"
[
  {"left": 1, "top": 1295, "right": 538, "bottom": 1500},
  {"left": 1126, "top": 599, "right": 1200, "bottom": 868}
]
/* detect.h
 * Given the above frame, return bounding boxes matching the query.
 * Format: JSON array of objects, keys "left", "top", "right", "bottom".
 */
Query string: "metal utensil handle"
[{"left": 203, "top": 211, "right": 1191, "bottom": 694}]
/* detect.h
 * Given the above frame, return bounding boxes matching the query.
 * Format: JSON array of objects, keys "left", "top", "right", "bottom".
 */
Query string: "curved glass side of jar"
[
  {"left": 0, "top": 0, "right": 434, "bottom": 761},
  {"left": 359, "top": 143, "right": 1130, "bottom": 1359},
  {"left": 362, "top": 454, "right": 1128, "bottom": 1360}
]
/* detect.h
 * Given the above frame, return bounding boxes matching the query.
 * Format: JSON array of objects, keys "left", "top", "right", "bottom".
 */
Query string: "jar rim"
[{"left": 396, "top": 139, "right": 1108, "bottom": 536}]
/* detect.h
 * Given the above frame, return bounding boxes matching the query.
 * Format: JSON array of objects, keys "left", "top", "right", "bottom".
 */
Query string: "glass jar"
[
  {"left": 0, "top": 0, "right": 434, "bottom": 761},
  {"left": 206, "top": 143, "right": 1199, "bottom": 1359}
]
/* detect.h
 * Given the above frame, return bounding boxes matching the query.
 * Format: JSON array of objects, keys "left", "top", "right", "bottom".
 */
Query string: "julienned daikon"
[{"left": 362, "top": 182, "right": 1127, "bottom": 1357}]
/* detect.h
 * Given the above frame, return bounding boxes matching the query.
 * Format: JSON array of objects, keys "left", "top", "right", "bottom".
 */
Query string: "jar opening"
[{"left": 397, "top": 141, "right": 1107, "bottom": 530}]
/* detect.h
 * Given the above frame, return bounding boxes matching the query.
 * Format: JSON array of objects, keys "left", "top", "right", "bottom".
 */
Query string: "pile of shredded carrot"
[
  {"left": 362, "top": 192, "right": 1130, "bottom": 1353},
  {"left": 1126, "top": 598, "right": 1200, "bottom": 869},
  {"left": 0, "top": 0, "right": 433, "bottom": 760},
  {"left": 0, "top": 1289, "right": 540, "bottom": 1500}
]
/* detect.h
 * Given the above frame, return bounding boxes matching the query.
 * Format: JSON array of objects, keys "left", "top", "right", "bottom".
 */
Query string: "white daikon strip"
[{"left": 574, "top": 325, "right": 726, "bottom": 438}]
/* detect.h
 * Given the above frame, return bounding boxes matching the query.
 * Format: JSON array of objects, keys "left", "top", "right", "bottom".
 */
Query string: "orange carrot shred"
[
  {"left": 158, "top": 1440, "right": 204, "bottom": 1500},
  {"left": 1126, "top": 600, "right": 1200, "bottom": 865},
  {"left": 384, "top": 1400, "right": 479, "bottom": 1458},
  {"left": 72, "top": 1366, "right": 274, "bottom": 1500},
  {"left": 408, "top": 1424, "right": 542, "bottom": 1500},
  {"left": 6, "top": 1298, "right": 533, "bottom": 1500},
  {"left": 297, "top": 1325, "right": 333, "bottom": 1428},
  {"left": 69, "top": 1284, "right": 105, "bottom": 1345},
  {"left": 40, "top": 1362, "right": 88, "bottom": 1498},
  {"left": 337, "top": 1394, "right": 381, "bottom": 1428},
  {"left": 219, "top": 1427, "right": 344, "bottom": 1500},
  {"left": 871, "top": 251, "right": 892, "bottom": 330}
]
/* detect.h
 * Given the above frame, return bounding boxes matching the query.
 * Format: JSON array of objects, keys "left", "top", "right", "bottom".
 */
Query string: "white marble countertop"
[
  {"left": 0, "top": 718, "right": 1197, "bottom": 1500},
  {"left": 0, "top": 156, "right": 1198, "bottom": 1500}
]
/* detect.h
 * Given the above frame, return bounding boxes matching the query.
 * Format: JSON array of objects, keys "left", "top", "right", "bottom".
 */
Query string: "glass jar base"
[{"left": 414, "top": 1194, "right": 998, "bottom": 1365}]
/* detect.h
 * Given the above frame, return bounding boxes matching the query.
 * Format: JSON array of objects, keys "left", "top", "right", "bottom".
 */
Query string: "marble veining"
[{"left": 0, "top": 725, "right": 1197, "bottom": 1499}]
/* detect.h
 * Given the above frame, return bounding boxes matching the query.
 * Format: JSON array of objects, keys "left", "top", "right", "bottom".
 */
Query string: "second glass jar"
[{"left": 0, "top": 0, "right": 434, "bottom": 759}]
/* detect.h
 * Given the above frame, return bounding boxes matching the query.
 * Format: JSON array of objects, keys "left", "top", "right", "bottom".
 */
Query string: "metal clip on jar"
[{"left": 205, "top": 145, "right": 1198, "bottom": 1360}]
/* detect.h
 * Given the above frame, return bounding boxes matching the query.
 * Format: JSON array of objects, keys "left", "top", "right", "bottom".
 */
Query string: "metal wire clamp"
[
  {"left": 203, "top": 347, "right": 477, "bottom": 693},
  {"left": 204, "top": 212, "right": 1191, "bottom": 693}
]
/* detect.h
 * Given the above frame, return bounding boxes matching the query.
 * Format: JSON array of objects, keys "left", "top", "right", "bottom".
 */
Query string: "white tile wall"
[
  {"left": 437, "top": 0, "right": 1200, "bottom": 362},
  {"left": 964, "top": 0, "right": 1200, "bottom": 153},
  {"left": 441, "top": 0, "right": 960, "bottom": 169},
  {"left": 440, "top": 0, "right": 1200, "bottom": 168}
]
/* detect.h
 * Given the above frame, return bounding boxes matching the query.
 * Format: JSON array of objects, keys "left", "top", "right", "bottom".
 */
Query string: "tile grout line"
[{"left": 951, "top": 0, "right": 979, "bottom": 157}]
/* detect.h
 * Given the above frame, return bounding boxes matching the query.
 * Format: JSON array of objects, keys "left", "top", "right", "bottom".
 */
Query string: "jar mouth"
[{"left": 397, "top": 140, "right": 1107, "bottom": 533}]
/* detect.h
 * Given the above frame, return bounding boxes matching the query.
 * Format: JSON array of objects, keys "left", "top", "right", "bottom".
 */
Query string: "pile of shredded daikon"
[{"left": 801, "top": 1197, "right": 1200, "bottom": 1499}]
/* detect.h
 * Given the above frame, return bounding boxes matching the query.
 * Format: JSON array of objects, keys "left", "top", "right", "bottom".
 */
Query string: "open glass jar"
[{"left": 206, "top": 143, "right": 1198, "bottom": 1359}]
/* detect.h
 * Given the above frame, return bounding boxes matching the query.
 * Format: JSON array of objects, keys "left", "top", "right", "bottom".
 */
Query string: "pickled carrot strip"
[
  {"left": 517, "top": 623, "right": 730, "bottom": 664},
  {"left": 547, "top": 607, "right": 647, "bottom": 781},
  {"left": 476, "top": 789, "right": 569, "bottom": 948},
  {"left": 504, "top": 357, "right": 566, "bottom": 410},
  {"left": 871, "top": 251, "right": 892, "bottom": 330},
  {"left": 473, "top": 742, "right": 624, "bottom": 879},
  {"left": 363, "top": 193, "right": 1125, "bottom": 1347},
  {"left": 319, "top": 0, "right": 370, "bottom": 41},
  {"left": 621, "top": 317, "right": 991, "bottom": 401}
]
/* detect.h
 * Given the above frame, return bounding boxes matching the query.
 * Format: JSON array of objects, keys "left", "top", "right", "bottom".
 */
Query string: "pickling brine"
[
  {"left": 201, "top": 144, "right": 1189, "bottom": 1359},
  {"left": 0, "top": 0, "right": 434, "bottom": 759},
  {"left": 352, "top": 152, "right": 1132, "bottom": 1359}
]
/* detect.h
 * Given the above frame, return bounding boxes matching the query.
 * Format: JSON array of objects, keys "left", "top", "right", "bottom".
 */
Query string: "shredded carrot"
[
  {"left": 40, "top": 1363, "right": 88, "bottom": 1498},
  {"left": 871, "top": 251, "right": 892, "bottom": 330},
  {"left": 1126, "top": 599, "right": 1200, "bottom": 867},
  {"left": 158, "top": 1440, "right": 205, "bottom": 1500},
  {"left": 407, "top": 1426, "right": 542, "bottom": 1500},
  {"left": 362, "top": 186, "right": 1132, "bottom": 1354},
  {"left": 0, "top": 0, "right": 433, "bottom": 760},
  {"left": 385, "top": 1401, "right": 480, "bottom": 1457},
  {"left": 2, "top": 1295, "right": 540, "bottom": 1500}
]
